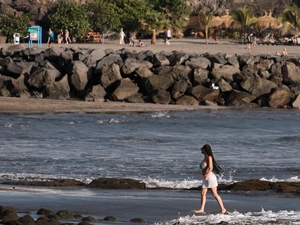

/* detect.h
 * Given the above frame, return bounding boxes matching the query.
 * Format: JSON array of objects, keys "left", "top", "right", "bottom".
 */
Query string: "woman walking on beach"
[{"left": 193, "top": 144, "right": 226, "bottom": 214}]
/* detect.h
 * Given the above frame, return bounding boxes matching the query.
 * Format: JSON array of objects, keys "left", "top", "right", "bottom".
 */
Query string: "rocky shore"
[
  {"left": 1, "top": 42, "right": 300, "bottom": 111},
  {"left": 1, "top": 178, "right": 299, "bottom": 224}
]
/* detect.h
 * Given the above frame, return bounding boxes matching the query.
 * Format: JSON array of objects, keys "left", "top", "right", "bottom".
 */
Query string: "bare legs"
[{"left": 194, "top": 187, "right": 226, "bottom": 214}]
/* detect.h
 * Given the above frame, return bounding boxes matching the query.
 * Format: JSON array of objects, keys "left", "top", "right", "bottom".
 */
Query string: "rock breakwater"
[{"left": 1, "top": 44, "right": 300, "bottom": 109}]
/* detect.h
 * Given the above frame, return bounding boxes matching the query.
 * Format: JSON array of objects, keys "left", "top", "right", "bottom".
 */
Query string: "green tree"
[
  {"left": 139, "top": 9, "right": 167, "bottom": 44},
  {"left": 85, "top": 0, "right": 121, "bottom": 35},
  {"left": 141, "top": 0, "right": 192, "bottom": 44},
  {"left": 114, "top": 0, "right": 150, "bottom": 33},
  {"left": 230, "top": 7, "right": 258, "bottom": 42},
  {"left": 197, "top": 10, "right": 214, "bottom": 44},
  {"left": 278, "top": 4, "right": 300, "bottom": 30},
  {"left": 0, "top": 13, "right": 31, "bottom": 42},
  {"left": 48, "top": 0, "right": 91, "bottom": 40}
]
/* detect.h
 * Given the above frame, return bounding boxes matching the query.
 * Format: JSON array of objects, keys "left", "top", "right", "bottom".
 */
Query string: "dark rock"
[
  {"left": 99, "top": 63, "right": 122, "bottom": 89},
  {"left": 84, "top": 84, "right": 106, "bottom": 102},
  {"left": 36, "top": 216, "right": 61, "bottom": 225},
  {"left": 82, "top": 216, "right": 97, "bottom": 222},
  {"left": 152, "top": 52, "right": 170, "bottom": 67},
  {"left": 122, "top": 58, "right": 152, "bottom": 75},
  {"left": 144, "top": 74, "right": 174, "bottom": 94},
  {"left": 44, "top": 75, "right": 70, "bottom": 100},
  {"left": 56, "top": 210, "right": 74, "bottom": 219},
  {"left": 88, "top": 178, "right": 146, "bottom": 189},
  {"left": 83, "top": 49, "right": 106, "bottom": 68},
  {"left": 211, "top": 64, "right": 241, "bottom": 83},
  {"left": 171, "top": 80, "right": 187, "bottom": 99},
  {"left": 103, "top": 216, "right": 117, "bottom": 221},
  {"left": 176, "top": 95, "right": 199, "bottom": 105},
  {"left": 185, "top": 56, "right": 211, "bottom": 69},
  {"left": 110, "top": 78, "right": 139, "bottom": 101},
  {"left": 225, "top": 90, "right": 257, "bottom": 107},
  {"left": 168, "top": 51, "right": 189, "bottom": 66},
  {"left": 0, "top": 206, "right": 19, "bottom": 223},
  {"left": 130, "top": 218, "right": 145, "bottom": 223},
  {"left": 151, "top": 89, "right": 171, "bottom": 104},
  {"left": 94, "top": 54, "right": 123, "bottom": 74},
  {"left": 240, "top": 76, "right": 278, "bottom": 97},
  {"left": 193, "top": 68, "right": 209, "bottom": 86},
  {"left": 18, "top": 215, "right": 36, "bottom": 225},
  {"left": 191, "top": 85, "right": 219, "bottom": 102},
  {"left": 282, "top": 62, "right": 300, "bottom": 85},
  {"left": 4, "top": 179, "right": 84, "bottom": 187},
  {"left": 70, "top": 61, "right": 92, "bottom": 92}
]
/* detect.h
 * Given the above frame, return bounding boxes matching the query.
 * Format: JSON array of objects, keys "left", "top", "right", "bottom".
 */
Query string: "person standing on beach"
[
  {"left": 47, "top": 29, "right": 54, "bottom": 47},
  {"left": 65, "top": 29, "right": 71, "bottom": 44},
  {"left": 166, "top": 28, "right": 172, "bottom": 45},
  {"left": 119, "top": 28, "right": 126, "bottom": 44},
  {"left": 193, "top": 144, "right": 227, "bottom": 214}
]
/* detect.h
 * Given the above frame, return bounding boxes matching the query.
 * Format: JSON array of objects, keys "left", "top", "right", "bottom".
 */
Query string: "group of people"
[
  {"left": 247, "top": 33, "right": 257, "bottom": 50},
  {"left": 47, "top": 28, "right": 71, "bottom": 47},
  {"left": 119, "top": 28, "right": 172, "bottom": 47}
]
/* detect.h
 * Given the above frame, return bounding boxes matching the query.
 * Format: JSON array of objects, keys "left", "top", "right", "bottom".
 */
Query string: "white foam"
[
  {"left": 151, "top": 111, "right": 170, "bottom": 118},
  {"left": 154, "top": 209, "right": 300, "bottom": 225},
  {"left": 260, "top": 176, "right": 300, "bottom": 182}
]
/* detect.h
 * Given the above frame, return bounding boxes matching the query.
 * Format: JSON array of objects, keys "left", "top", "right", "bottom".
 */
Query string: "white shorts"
[{"left": 202, "top": 172, "right": 218, "bottom": 188}]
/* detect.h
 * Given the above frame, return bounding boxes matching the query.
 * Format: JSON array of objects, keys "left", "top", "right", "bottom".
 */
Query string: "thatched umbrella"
[
  {"left": 256, "top": 10, "right": 282, "bottom": 31},
  {"left": 210, "top": 16, "right": 223, "bottom": 28},
  {"left": 221, "top": 10, "right": 233, "bottom": 29}
]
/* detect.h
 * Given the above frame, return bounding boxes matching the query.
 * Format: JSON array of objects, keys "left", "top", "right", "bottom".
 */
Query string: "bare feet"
[
  {"left": 193, "top": 210, "right": 205, "bottom": 215},
  {"left": 221, "top": 209, "right": 228, "bottom": 214}
]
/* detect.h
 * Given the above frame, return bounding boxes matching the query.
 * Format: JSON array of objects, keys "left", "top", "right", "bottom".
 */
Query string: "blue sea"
[{"left": 0, "top": 108, "right": 300, "bottom": 224}]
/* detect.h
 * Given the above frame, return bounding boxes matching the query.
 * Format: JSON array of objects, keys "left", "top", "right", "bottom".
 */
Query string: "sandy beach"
[{"left": 1, "top": 37, "right": 300, "bottom": 114}]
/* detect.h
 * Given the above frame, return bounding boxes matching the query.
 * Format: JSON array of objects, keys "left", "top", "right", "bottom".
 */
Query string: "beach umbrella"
[
  {"left": 210, "top": 16, "right": 223, "bottom": 28},
  {"left": 221, "top": 10, "right": 233, "bottom": 28},
  {"left": 256, "top": 10, "right": 282, "bottom": 31}
]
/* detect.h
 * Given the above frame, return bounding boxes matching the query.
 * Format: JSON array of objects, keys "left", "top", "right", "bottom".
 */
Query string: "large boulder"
[
  {"left": 225, "top": 89, "right": 257, "bottom": 107},
  {"left": 70, "top": 61, "right": 92, "bottom": 92},
  {"left": 185, "top": 56, "right": 211, "bottom": 69},
  {"left": 94, "top": 53, "right": 123, "bottom": 74},
  {"left": 152, "top": 52, "right": 170, "bottom": 67},
  {"left": 268, "top": 88, "right": 294, "bottom": 108},
  {"left": 217, "top": 79, "right": 232, "bottom": 92},
  {"left": 211, "top": 64, "right": 241, "bottom": 82},
  {"left": 27, "top": 68, "right": 58, "bottom": 90},
  {"left": 44, "top": 75, "right": 70, "bottom": 99},
  {"left": 144, "top": 74, "right": 174, "bottom": 93},
  {"left": 83, "top": 48, "right": 106, "bottom": 68},
  {"left": 122, "top": 58, "right": 152, "bottom": 75},
  {"left": 100, "top": 63, "right": 122, "bottom": 89},
  {"left": 176, "top": 95, "right": 199, "bottom": 105},
  {"left": 292, "top": 94, "right": 300, "bottom": 108},
  {"left": 282, "top": 62, "right": 300, "bottom": 85},
  {"left": 168, "top": 51, "right": 189, "bottom": 66},
  {"left": 85, "top": 84, "right": 106, "bottom": 102},
  {"left": 151, "top": 89, "right": 171, "bottom": 104},
  {"left": 240, "top": 76, "right": 278, "bottom": 97},
  {"left": 171, "top": 80, "right": 187, "bottom": 99},
  {"left": 191, "top": 85, "right": 220, "bottom": 102},
  {"left": 110, "top": 78, "right": 139, "bottom": 101},
  {"left": 193, "top": 68, "right": 209, "bottom": 85}
]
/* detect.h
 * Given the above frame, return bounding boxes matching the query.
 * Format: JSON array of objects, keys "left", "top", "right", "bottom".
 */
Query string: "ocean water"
[{"left": 0, "top": 108, "right": 300, "bottom": 224}]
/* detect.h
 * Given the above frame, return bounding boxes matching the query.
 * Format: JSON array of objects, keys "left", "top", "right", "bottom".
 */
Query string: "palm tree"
[
  {"left": 198, "top": 10, "right": 214, "bottom": 44},
  {"left": 278, "top": 4, "right": 300, "bottom": 34},
  {"left": 230, "top": 7, "right": 258, "bottom": 43},
  {"left": 139, "top": 10, "right": 167, "bottom": 44}
]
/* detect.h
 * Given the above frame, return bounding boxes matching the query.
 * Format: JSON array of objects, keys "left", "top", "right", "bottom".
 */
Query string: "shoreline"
[{"left": 0, "top": 97, "right": 225, "bottom": 115}]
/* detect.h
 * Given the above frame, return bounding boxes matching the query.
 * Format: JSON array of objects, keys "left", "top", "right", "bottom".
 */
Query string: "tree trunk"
[
  {"left": 151, "top": 30, "right": 157, "bottom": 44},
  {"left": 205, "top": 28, "right": 208, "bottom": 44}
]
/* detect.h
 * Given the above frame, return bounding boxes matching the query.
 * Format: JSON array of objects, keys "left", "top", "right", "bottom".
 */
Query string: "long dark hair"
[{"left": 201, "top": 144, "right": 223, "bottom": 175}]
